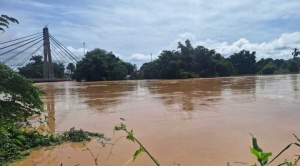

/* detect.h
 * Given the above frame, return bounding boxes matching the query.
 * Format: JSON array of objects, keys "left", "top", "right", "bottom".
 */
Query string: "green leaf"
[
  {"left": 251, "top": 135, "right": 262, "bottom": 152},
  {"left": 250, "top": 164, "right": 258, "bottom": 166},
  {"left": 126, "top": 130, "right": 135, "bottom": 143},
  {"left": 250, "top": 147, "right": 262, "bottom": 158},
  {"left": 261, "top": 152, "right": 272, "bottom": 162},
  {"left": 114, "top": 123, "right": 126, "bottom": 131},
  {"left": 133, "top": 146, "right": 145, "bottom": 162},
  {"left": 14, "top": 139, "right": 23, "bottom": 146}
]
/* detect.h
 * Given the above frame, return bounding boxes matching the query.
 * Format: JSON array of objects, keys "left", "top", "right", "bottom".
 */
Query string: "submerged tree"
[
  {"left": 74, "top": 48, "right": 135, "bottom": 81},
  {"left": 288, "top": 60, "right": 299, "bottom": 73},
  {"left": 229, "top": 50, "right": 256, "bottom": 75}
]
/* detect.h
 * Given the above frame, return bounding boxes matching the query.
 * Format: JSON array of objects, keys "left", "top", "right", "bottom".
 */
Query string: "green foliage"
[
  {"left": 292, "top": 48, "right": 299, "bottom": 58},
  {"left": 231, "top": 135, "right": 300, "bottom": 166},
  {"left": 18, "top": 55, "right": 65, "bottom": 78},
  {"left": 0, "top": 63, "right": 44, "bottom": 123},
  {"left": 280, "top": 156, "right": 300, "bottom": 166},
  {"left": 0, "top": 15, "right": 19, "bottom": 32},
  {"left": 140, "top": 62, "right": 160, "bottom": 79},
  {"left": 140, "top": 41, "right": 224, "bottom": 79},
  {"left": 288, "top": 60, "right": 299, "bottom": 73},
  {"left": 0, "top": 124, "right": 59, "bottom": 165},
  {"left": 256, "top": 58, "right": 274, "bottom": 73},
  {"left": 133, "top": 146, "right": 145, "bottom": 161},
  {"left": 274, "top": 69, "right": 290, "bottom": 74},
  {"left": 74, "top": 48, "right": 135, "bottom": 81},
  {"left": 60, "top": 127, "right": 105, "bottom": 142},
  {"left": 216, "top": 60, "right": 236, "bottom": 77},
  {"left": 114, "top": 123, "right": 160, "bottom": 166},
  {"left": 66, "top": 63, "right": 76, "bottom": 74},
  {"left": 0, "top": 124, "right": 107, "bottom": 165},
  {"left": 250, "top": 135, "right": 272, "bottom": 166},
  {"left": 259, "top": 62, "right": 277, "bottom": 75},
  {"left": 229, "top": 50, "right": 256, "bottom": 75}
]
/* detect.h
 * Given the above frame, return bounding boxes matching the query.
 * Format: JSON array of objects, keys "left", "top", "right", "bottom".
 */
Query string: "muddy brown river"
[{"left": 12, "top": 75, "right": 300, "bottom": 166}]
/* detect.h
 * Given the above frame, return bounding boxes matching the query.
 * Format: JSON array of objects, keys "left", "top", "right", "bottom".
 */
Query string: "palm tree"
[
  {"left": 292, "top": 48, "right": 299, "bottom": 58},
  {"left": 66, "top": 63, "right": 75, "bottom": 74},
  {"left": 0, "top": 15, "right": 19, "bottom": 32}
]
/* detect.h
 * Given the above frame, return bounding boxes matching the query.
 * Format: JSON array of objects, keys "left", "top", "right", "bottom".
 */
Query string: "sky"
[{"left": 1, "top": 0, "right": 300, "bottom": 68}]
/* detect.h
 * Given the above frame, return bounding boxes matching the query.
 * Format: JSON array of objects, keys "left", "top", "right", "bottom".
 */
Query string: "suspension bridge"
[{"left": 0, "top": 27, "right": 81, "bottom": 82}]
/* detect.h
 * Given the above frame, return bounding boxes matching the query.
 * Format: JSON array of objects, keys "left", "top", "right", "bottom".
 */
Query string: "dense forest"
[{"left": 139, "top": 40, "right": 300, "bottom": 79}]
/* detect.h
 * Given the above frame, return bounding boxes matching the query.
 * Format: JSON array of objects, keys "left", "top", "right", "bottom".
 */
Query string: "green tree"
[
  {"left": 288, "top": 60, "right": 299, "bottom": 73},
  {"left": 229, "top": 50, "right": 256, "bottom": 75},
  {"left": 292, "top": 48, "right": 299, "bottom": 58},
  {"left": 216, "top": 60, "right": 236, "bottom": 77},
  {"left": 0, "top": 15, "right": 19, "bottom": 32},
  {"left": 256, "top": 58, "right": 274, "bottom": 73},
  {"left": 53, "top": 62, "right": 65, "bottom": 78},
  {"left": 74, "top": 48, "right": 133, "bottom": 81},
  {"left": 0, "top": 63, "right": 44, "bottom": 123},
  {"left": 259, "top": 62, "right": 277, "bottom": 75},
  {"left": 18, "top": 55, "right": 65, "bottom": 78},
  {"left": 140, "top": 61, "right": 160, "bottom": 79},
  {"left": 66, "top": 63, "right": 75, "bottom": 74},
  {"left": 111, "top": 62, "right": 128, "bottom": 80},
  {"left": 193, "top": 46, "right": 217, "bottom": 77},
  {"left": 18, "top": 55, "right": 43, "bottom": 78}
]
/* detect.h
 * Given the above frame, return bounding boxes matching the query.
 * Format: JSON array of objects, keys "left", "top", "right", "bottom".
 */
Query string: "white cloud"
[
  {"left": 129, "top": 54, "right": 151, "bottom": 62},
  {"left": 188, "top": 32, "right": 300, "bottom": 60}
]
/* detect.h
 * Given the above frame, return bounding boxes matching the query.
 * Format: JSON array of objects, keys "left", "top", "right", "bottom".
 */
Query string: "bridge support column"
[{"left": 43, "top": 27, "right": 54, "bottom": 79}]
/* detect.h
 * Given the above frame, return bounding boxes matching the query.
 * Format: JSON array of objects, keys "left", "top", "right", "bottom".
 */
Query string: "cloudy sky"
[{"left": 1, "top": 0, "right": 300, "bottom": 68}]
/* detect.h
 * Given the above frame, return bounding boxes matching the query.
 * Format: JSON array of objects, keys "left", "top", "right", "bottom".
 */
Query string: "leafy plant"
[
  {"left": 250, "top": 134, "right": 272, "bottom": 166},
  {"left": 114, "top": 123, "right": 160, "bottom": 166},
  {"left": 0, "top": 124, "right": 107, "bottom": 166},
  {"left": 231, "top": 134, "right": 300, "bottom": 166},
  {"left": 0, "top": 63, "right": 44, "bottom": 123},
  {"left": 0, "top": 14, "right": 19, "bottom": 32}
]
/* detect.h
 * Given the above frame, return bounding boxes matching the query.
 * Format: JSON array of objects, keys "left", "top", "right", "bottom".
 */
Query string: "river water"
[{"left": 12, "top": 75, "right": 300, "bottom": 166}]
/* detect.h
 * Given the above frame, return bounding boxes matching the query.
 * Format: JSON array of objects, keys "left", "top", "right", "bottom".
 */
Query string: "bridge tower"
[{"left": 43, "top": 27, "right": 54, "bottom": 79}]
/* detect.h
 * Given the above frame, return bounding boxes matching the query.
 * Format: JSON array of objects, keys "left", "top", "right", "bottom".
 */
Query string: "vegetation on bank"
[
  {"left": 139, "top": 40, "right": 300, "bottom": 79},
  {"left": 15, "top": 40, "right": 300, "bottom": 81},
  {"left": 0, "top": 62, "right": 107, "bottom": 165}
]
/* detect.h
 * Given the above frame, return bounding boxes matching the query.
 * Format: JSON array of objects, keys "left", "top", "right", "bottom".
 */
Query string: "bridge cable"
[
  {"left": 3, "top": 39, "right": 43, "bottom": 63},
  {"left": 51, "top": 49, "right": 66, "bottom": 64},
  {"left": 50, "top": 43, "right": 68, "bottom": 64},
  {"left": 13, "top": 44, "right": 43, "bottom": 70},
  {"left": 0, "top": 34, "right": 43, "bottom": 50},
  {"left": 51, "top": 49, "right": 63, "bottom": 64},
  {"left": 0, "top": 32, "right": 42, "bottom": 45},
  {"left": 49, "top": 34, "right": 80, "bottom": 60},
  {"left": 49, "top": 35, "right": 79, "bottom": 62},
  {"left": 49, "top": 34, "right": 80, "bottom": 61},
  {"left": 0, "top": 36, "right": 43, "bottom": 57},
  {"left": 49, "top": 37, "right": 78, "bottom": 63},
  {"left": 50, "top": 38, "right": 77, "bottom": 64}
]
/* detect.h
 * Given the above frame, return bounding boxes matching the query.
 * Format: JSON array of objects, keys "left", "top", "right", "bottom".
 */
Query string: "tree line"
[
  {"left": 139, "top": 40, "right": 300, "bottom": 79},
  {"left": 17, "top": 40, "right": 300, "bottom": 81}
]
